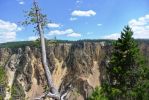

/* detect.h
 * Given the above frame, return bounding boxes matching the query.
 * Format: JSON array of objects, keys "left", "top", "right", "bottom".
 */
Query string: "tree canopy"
[{"left": 102, "top": 26, "right": 148, "bottom": 100}]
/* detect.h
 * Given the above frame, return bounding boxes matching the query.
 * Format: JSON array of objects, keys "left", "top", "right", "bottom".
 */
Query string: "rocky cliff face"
[{"left": 0, "top": 42, "right": 105, "bottom": 100}]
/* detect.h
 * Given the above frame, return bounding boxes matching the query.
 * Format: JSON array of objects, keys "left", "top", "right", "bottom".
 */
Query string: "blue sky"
[{"left": 0, "top": 0, "right": 149, "bottom": 43}]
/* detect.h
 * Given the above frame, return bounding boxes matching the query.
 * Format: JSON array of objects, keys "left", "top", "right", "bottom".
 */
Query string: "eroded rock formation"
[{"left": 0, "top": 42, "right": 105, "bottom": 100}]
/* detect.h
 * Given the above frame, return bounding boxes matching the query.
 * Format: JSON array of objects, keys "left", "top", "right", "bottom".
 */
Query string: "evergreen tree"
[
  {"left": 88, "top": 87, "right": 107, "bottom": 100},
  {"left": 103, "top": 26, "right": 144, "bottom": 99},
  {"left": 22, "top": 1, "right": 60, "bottom": 99},
  {"left": 135, "top": 57, "right": 149, "bottom": 100}
]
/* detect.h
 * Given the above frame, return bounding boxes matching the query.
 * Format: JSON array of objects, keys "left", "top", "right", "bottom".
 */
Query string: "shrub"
[{"left": 88, "top": 87, "right": 107, "bottom": 100}]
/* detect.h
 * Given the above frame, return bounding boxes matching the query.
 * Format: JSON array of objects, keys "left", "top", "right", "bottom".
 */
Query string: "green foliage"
[
  {"left": 43, "top": 85, "right": 49, "bottom": 93},
  {"left": 0, "top": 39, "right": 114, "bottom": 48},
  {"left": 88, "top": 87, "right": 107, "bottom": 100},
  {"left": 134, "top": 60, "right": 149, "bottom": 100},
  {"left": 9, "top": 97, "right": 12, "bottom": 100},
  {"left": 23, "top": 6, "right": 48, "bottom": 26},
  {"left": 11, "top": 80, "right": 25, "bottom": 100},
  {"left": 0, "top": 95, "right": 3, "bottom": 100},
  {"left": 0, "top": 68, "right": 6, "bottom": 99},
  {"left": 103, "top": 26, "right": 147, "bottom": 99},
  {"left": 0, "top": 41, "right": 36, "bottom": 48},
  {"left": 0, "top": 66, "right": 7, "bottom": 85},
  {"left": 33, "top": 38, "right": 40, "bottom": 47},
  {"left": 22, "top": 1, "right": 48, "bottom": 34}
]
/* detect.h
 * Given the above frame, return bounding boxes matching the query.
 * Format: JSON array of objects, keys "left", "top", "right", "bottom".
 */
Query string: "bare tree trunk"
[
  {"left": 34, "top": 1, "right": 60, "bottom": 99},
  {"left": 39, "top": 23, "right": 59, "bottom": 95}
]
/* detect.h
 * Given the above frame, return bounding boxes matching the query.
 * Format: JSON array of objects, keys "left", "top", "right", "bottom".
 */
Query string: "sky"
[{"left": 0, "top": 0, "right": 149, "bottom": 43}]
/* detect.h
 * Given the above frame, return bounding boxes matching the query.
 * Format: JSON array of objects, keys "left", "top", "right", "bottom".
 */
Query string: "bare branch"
[
  {"left": 34, "top": 92, "right": 60, "bottom": 100},
  {"left": 34, "top": 93, "right": 46, "bottom": 100},
  {"left": 60, "top": 91, "right": 69, "bottom": 100},
  {"left": 47, "top": 92, "right": 60, "bottom": 99},
  {"left": 60, "top": 84, "right": 73, "bottom": 100}
]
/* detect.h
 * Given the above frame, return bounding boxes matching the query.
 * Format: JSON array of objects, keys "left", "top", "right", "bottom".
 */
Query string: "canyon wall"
[{"left": 0, "top": 41, "right": 105, "bottom": 100}]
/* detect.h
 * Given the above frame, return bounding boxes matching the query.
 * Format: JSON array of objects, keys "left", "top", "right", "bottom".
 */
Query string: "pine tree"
[
  {"left": 135, "top": 55, "right": 149, "bottom": 100},
  {"left": 104, "top": 26, "right": 143, "bottom": 99},
  {"left": 22, "top": 0, "right": 66, "bottom": 99},
  {"left": 22, "top": 1, "right": 71, "bottom": 99}
]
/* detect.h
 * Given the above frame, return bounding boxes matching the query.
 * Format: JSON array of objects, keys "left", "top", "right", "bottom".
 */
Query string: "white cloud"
[
  {"left": 128, "top": 14, "right": 149, "bottom": 39},
  {"left": 97, "top": 24, "right": 102, "bottom": 26},
  {"left": 19, "top": 1, "right": 24, "bottom": 5},
  {"left": 0, "top": 19, "right": 22, "bottom": 43},
  {"left": 103, "top": 14, "right": 149, "bottom": 39},
  {"left": 48, "top": 29, "right": 81, "bottom": 37},
  {"left": 71, "top": 10, "right": 96, "bottom": 17},
  {"left": 47, "top": 23, "right": 61, "bottom": 28},
  {"left": 70, "top": 17, "right": 78, "bottom": 21},
  {"left": 76, "top": 0, "right": 81, "bottom": 4},
  {"left": 17, "top": 0, "right": 25, "bottom": 5},
  {"left": 48, "top": 29, "right": 73, "bottom": 35},
  {"left": 103, "top": 33, "right": 120, "bottom": 40},
  {"left": 67, "top": 33, "right": 81, "bottom": 37},
  {"left": 86, "top": 32, "right": 93, "bottom": 35},
  {"left": 28, "top": 36, "right": 38, "bottom": 40}
]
